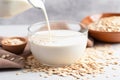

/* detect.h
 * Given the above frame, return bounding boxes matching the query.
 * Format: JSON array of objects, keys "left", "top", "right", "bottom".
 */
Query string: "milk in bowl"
[{"left": 28, "top": 21, "right": 88, "bottom": 66}]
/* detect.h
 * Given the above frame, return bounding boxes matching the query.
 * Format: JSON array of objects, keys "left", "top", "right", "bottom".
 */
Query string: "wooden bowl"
[
  {"left": 1, "top": 37, "right": 27, "bottom": 54},
  {"left": 81, "top": 13, "right": 120, "bottom": 43}
]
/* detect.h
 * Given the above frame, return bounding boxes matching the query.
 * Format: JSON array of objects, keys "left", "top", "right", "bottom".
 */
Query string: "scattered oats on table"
[
  {"left": 1, "top": 55, "right": 6, "bottom": 59},
  {"left": 23, "top": 44, "right": 119, "bottom": 79},
  {"left": 10, "top": 57, "right": 15, "bottom": 61}
]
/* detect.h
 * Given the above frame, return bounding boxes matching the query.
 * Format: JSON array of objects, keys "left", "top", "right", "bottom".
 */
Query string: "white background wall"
[{"left": 0, "top": 0, "right": 120, "bottom": 25}]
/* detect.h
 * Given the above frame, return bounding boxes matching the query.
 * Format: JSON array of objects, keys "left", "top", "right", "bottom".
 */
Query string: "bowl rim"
[
  {"left": 28, "top": 20, "right": 88, "bottom": 34},
  {"left": 89, "top": 29, "right": 120, "bottom": 33}
]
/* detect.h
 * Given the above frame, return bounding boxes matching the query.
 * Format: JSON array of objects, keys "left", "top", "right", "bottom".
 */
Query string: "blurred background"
[{"left": 0, "top": 0, "right": 120, "bottom": 25}]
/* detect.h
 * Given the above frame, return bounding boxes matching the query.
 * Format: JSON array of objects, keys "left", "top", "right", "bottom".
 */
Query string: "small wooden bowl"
[
  {"left": 81, "top": 13, "right": 120, "bottom": 43},
  {"left": 1, "top": 37, "right": 27, "bottom": 55}
]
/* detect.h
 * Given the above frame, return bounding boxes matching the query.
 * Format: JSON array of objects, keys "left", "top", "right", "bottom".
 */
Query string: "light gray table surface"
[{"left": 0, "top": 25, "right": 120, "bottom": 80}]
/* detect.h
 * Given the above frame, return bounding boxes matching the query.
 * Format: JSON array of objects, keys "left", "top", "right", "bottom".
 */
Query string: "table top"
[{"left": 0, "top": 25, "right": 120, "bottom": 80}]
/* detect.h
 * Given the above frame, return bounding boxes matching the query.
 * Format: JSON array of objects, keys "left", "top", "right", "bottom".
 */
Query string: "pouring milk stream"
[{"left": 28, "top": 0, "right": 51, "bottom": 40}]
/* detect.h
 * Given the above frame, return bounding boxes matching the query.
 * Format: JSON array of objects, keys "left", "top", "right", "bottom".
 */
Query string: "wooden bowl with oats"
[
  {"left": 81, "top": 13, "right": 120, "bottom": 43},
  {"left": 1, "top": 37, "right": 27, "bottom": 54}
]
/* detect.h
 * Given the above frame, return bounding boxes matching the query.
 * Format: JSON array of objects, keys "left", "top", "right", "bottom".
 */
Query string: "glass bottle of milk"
[{"left": 0, "top": 0, "right": 44, "bottom": 18}]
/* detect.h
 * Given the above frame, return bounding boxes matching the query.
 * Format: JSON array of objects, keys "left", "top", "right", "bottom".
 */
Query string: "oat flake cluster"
[
  {"left": 23, "top": 44, "right": 119, "bottom": 79},
  {"left": 88, "top": 16, "right": 120, "bottom": 32}
]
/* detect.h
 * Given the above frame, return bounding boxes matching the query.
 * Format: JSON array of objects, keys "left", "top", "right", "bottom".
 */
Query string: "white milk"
[
  {"left": 28, "top": 0, "right": 51, "bottom": 40},
  {"left": 29, "top": 30, "right": 87, "bottom": 65}
]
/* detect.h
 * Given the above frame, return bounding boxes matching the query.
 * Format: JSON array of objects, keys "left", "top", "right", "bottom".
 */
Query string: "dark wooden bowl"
[
  {"left": 1, "top": 37, "right": 27, "bottom": 54},
  {"left": 81, "top": 13, "right": 120, "bottom": 43}
]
